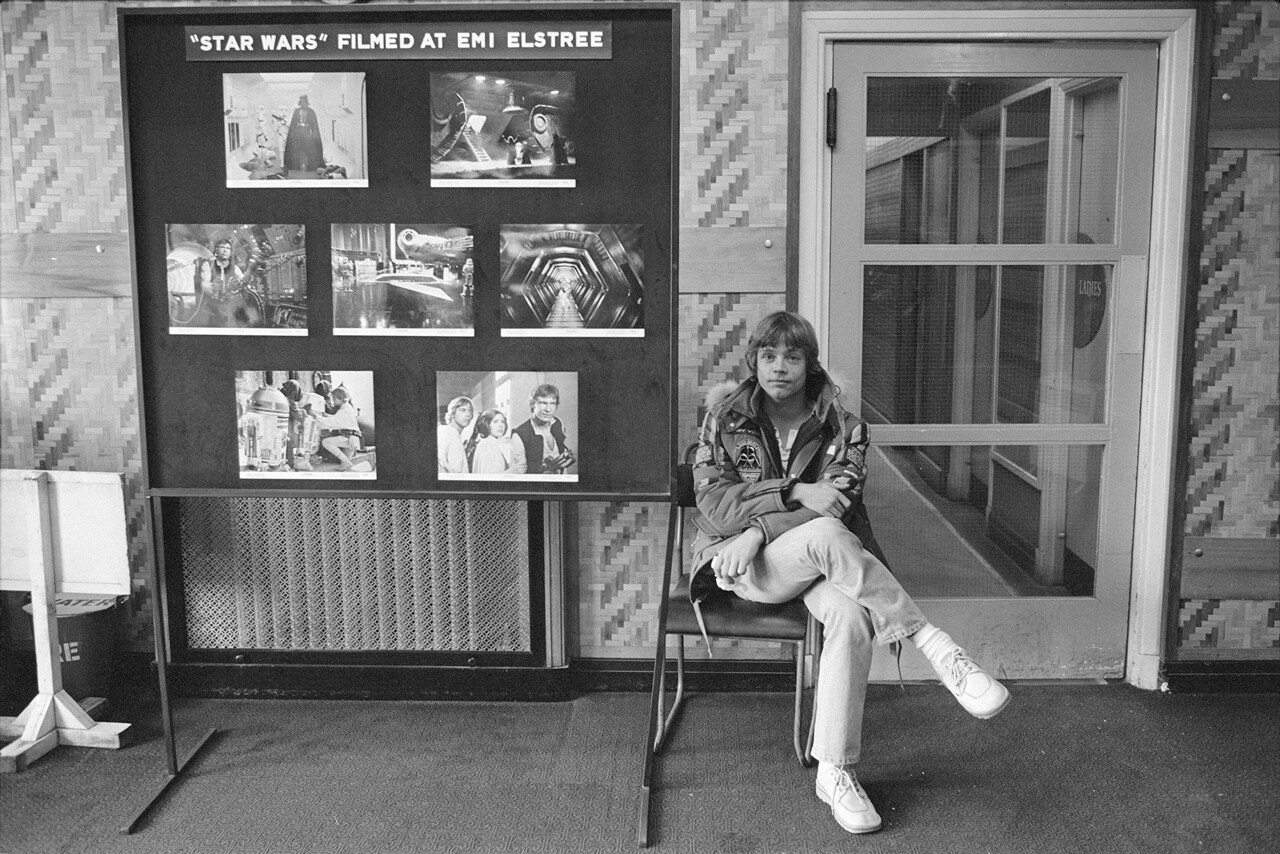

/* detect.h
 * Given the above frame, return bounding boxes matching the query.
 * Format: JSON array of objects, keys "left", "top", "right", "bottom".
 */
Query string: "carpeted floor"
[{"left": 1, "top": 684, "right": 1276, "bottom": 853}]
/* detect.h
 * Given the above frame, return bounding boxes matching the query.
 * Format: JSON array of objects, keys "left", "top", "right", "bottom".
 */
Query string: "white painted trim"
[
  {"left": 797, "top": 7, "right": 1199, "bottom": 690},
  {"left": 1127, "top": 12, "right": 1198, "bottom": 691}
]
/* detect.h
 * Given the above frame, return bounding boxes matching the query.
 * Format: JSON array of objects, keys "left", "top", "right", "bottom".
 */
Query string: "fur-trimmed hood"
[
  {"left": 703, "top": 379, "right": 743, "bottom": 412},
  {"left": 701, "top": 368, "right": 850, "bottom": 424}
]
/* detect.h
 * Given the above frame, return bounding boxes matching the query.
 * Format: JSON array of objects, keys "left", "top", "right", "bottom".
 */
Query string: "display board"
[{"left": 120, "top": 4, "right": 677, "bottom": 500}]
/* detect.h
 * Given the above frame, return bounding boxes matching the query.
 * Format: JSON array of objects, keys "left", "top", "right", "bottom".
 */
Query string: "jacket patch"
[
  {"left": 694, "top": 443, "right": 713, "bottom": 468},
  {"left": 734, "top": 439, "right": 764, "bottom": 483}
]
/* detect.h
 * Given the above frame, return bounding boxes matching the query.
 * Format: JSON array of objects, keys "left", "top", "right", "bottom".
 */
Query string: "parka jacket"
[{"left": 688, "top": 372, "right": 892, "bottom": 608}]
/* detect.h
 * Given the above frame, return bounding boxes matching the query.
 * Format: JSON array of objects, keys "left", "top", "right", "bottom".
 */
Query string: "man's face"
[
  {"left": 215, "top": 242, "right": 232, "bottom": 261},
  {"left": 453, "top": 403, "right": 473, "bottom": 429},
  {"left": 531, "top": 396, "right": 558, "bottom": 425},
  {"left": 756, "top": 345, "right": 807, "bottom": 406}
]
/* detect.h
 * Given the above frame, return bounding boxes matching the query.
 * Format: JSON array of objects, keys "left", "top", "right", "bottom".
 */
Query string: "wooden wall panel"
[{"left": 1173, "top": 1, "right": 1279, "bottom": 659}]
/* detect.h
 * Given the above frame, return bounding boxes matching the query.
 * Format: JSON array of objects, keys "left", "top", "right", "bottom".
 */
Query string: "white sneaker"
[
  {"left": 918, "top": 629, "right": 1011, "bottom": 719},
  {"left": 816, "top": 763, "right": 882, "bottom": 834}
]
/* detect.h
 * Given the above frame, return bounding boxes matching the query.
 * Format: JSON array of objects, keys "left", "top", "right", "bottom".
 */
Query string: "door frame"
[{"left": 797, "top": 6, "right": 1198, "bottom": 689}]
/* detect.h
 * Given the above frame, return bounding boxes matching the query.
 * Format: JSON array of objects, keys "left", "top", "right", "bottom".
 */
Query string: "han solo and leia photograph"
[
  {"left": 165, "top": 223, "right": 308, "bottom": 334},
  {"left": 331, "top": 223, "right": 476, "bottom": 335},
  {"left": 236, "top": 370, "right": 376, "bottom": 480},
  {"left": 437, "top": 371, "right": 579, "bottom": 482},
  {"left": 222, "top": 72, "right": 368, "bottom": 187},
  {"left": 429, "top": 71, "right": 576, "bottom": 187}
]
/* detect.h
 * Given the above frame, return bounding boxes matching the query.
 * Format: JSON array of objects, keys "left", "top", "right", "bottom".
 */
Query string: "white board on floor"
[{"left": 0, "top": 470, "right": 131, "bottom": 595}]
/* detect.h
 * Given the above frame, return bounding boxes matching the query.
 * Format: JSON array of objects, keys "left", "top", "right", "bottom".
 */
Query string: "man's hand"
[
  {"left": 710, "top": 526, "right": 763, "bottom": 587},
  {"left": 788, "top": 480, "right": 851, "bottom": 518}
]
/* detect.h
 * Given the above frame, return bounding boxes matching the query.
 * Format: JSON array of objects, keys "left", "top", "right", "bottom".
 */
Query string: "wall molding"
[{"left": 0, "top": 232, "right": 131, "bottom": 298}]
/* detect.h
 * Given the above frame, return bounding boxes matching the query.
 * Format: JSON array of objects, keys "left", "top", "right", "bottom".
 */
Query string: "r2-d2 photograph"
[{"left": 236, "top": 370, "right": 376, "bottom": 479}]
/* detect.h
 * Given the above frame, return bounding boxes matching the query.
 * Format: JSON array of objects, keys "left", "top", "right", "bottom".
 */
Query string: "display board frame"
[{"left": 121, "top": 3, "right": 679, "bottom": 502}]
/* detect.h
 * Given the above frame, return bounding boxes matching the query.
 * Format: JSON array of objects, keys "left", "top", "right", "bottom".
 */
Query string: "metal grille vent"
[{"left": 176, "top": 497, "right": 531, "bottom": 652}]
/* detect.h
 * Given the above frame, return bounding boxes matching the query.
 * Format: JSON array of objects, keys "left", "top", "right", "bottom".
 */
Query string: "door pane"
[
  {"left": 865, "top": 76, "right": 1121, "bottom": 244},
  {"left": 860, "top": 265, "right": 1111, "bottom": 425},
  {"left": 865, "top": 444, "right": 1104, "bottom": 597}
]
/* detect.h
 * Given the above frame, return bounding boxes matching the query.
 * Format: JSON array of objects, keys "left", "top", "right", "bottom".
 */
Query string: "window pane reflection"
[
  {"left": 865, "top": 444, "right": 1103, "bottom": 597},
  {"left": 859, "top": 265, "right": 1110, "bottom": 425},
  {"left": 865, "top": 76, "right": 1120, "bottom": 244}
]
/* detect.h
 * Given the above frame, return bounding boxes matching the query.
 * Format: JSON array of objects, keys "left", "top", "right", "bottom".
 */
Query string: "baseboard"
[
  {"left": 570, "top": 657, "right": 797, "bottom": 693},
  {"left": 168, "top": 661, "right": 582, "bottom": 702},
  {"left": 157, "top": 657, "right": 797, "bottom": 701},
  {"left": 39, "top": 652, "right": 1280, "bottom": 703},
  {"left": 1162, "top": 659, "right": 1280, "bottom": 693}
]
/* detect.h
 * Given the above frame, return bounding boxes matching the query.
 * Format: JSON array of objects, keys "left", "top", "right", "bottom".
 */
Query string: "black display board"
[{"left": 121, "top": 4, "right": 677, "bottom": 500}]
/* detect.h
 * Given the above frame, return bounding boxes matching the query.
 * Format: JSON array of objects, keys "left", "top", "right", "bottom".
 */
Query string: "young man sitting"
[{"left": 691, "top": 310, "right": 1010, "bottom": 834}]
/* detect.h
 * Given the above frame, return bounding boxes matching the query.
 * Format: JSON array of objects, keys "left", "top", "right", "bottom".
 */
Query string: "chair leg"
[
  {"left": 791, "top": 637, "right": 807, "bottom": 766},
  {"left": 652, "top": 644, "right": 667, "bottom": 752},
  {"left": 639, "top": 628, "right": 669, "bottom": 848},
  {"left": 804, "top": 615, "right": 823, "bottom": 766},
  {"left": 655, "top": 635, "right": 687, "bottom": 754}
]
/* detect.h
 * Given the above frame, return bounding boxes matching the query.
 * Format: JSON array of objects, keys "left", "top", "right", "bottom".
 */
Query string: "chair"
[{"left": 637, "top": 445, "right": 823, "bottom": 847}]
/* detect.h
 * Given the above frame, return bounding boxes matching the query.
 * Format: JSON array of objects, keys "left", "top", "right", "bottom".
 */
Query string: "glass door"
[{"left": 828, "top": 43, "right": 1157, "bottom": 679}]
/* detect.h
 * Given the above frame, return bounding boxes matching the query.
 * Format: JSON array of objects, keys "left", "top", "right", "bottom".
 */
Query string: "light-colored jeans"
[{"left": 728, "top": 516, "right": 928, "bottom": 766}]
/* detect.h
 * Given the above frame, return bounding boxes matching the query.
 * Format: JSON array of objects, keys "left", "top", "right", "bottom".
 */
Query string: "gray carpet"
[{"left": 2, "top": 685, "right": 1277, "bottom": 853}]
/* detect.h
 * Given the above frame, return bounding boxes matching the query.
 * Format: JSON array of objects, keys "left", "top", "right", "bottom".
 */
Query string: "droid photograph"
[
  {"left": 429, "top": 71, "right": 576, "bottom": 187},
  {"left": 166, "top": 223, "right": 308, "bottom": 335},
  {"left": 223, "top": 72, "right": 368, "bottom": 187},
  {"left": 436, "top": 371, "right": 579, "bottom": 483},
  {"left": 236, "top": 370, "right": 376, "bottom": 480},
  {"left": 500, "top": 224, "right": 644, "bottom": 337},
  {"left": 331, "top": 223, "right": 475, "bottom": 335}
]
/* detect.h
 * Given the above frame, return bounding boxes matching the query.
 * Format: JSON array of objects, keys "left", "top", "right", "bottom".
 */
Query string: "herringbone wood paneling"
[
  {"left": 1213, "top": 0, "right": 1280, "bottom": 78},
  {"left": 680, "top": 0, "right": 789, "bottom": 228},
  {"left": 1175, "top": 2, "right": 1279, "bottom": 657},
  {"left": 1186, "top": 149, "right": 1280, "bottom": 539},
  {"left": 577, "top": 292, "right": 783, "bottom": 658},
  {"left": 1177, "top": 599, "right": 1280, "bottom": 656},
  {"left": 1, "top": 1, "right": 127, "bottom": 234},
  {"left": 0, "top": 296, "right": 150, "bottom": 645}
]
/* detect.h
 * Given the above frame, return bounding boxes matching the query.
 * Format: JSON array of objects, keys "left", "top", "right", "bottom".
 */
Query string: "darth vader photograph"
[{"left": 223, "top": 72, "right": 368, "bottom": 187}]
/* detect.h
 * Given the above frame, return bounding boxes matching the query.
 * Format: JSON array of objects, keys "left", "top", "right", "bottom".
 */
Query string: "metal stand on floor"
[{"left": 119, "top": 495, "right": 218, "bottom": 835}]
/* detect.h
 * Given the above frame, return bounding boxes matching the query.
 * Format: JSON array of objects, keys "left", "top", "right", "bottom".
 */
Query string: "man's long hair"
[{"left": 745, "top": 311, "right": 827, "bottom": 400}]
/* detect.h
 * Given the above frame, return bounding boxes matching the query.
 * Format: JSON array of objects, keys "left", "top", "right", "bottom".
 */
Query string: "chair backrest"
[
  {"left": 675, "top": 462, "right": 695, "bottom": 509},
  {"left": 675, "top": 442, "right": 699, "bottom": 508}
]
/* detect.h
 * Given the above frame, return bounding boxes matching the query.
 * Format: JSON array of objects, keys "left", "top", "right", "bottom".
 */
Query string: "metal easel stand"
[{"left": 120, "top": 494, "right": 218, "bottom": 834}]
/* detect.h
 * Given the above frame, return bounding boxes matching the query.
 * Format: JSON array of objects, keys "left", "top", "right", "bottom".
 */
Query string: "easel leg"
[{"left": 120, "top": 495, "right": 217, "bottom": 834}]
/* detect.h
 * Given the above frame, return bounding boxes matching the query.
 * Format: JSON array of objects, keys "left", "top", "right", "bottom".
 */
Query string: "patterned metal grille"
[{"left": 177, "top": 497, "right": 531, "bottom": 652}]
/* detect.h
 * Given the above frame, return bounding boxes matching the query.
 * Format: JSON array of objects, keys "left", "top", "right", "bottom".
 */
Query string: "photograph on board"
[
  {"left": 332, "top": 224, "right": 475, "bottom": 335},
  {"left": 223, "top": 72, "right": 368, "bottom": 187},
  {"left": 437, "top": 371, "right": 579, "bottom": 483},
  {"left": 429, "top": 71, "right": 576, "bottom": 187},
  {"left": 236, "top": 370, "right": 376, "bottom": 480},
  {"left": 500, "top": 224, "right": 643, "bottom": 337},
  {"left": 166, "top": 223, "right": 307, "bottom": 335}
]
